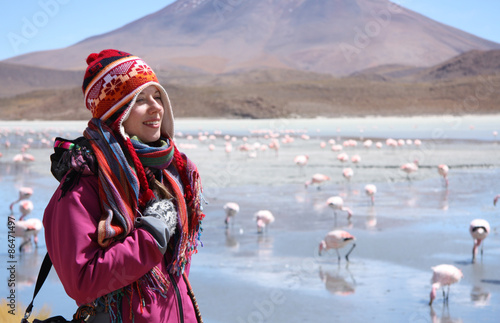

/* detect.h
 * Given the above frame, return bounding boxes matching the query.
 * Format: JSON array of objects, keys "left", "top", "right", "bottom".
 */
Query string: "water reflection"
[
  {"left": 257, "top": 234, "right": 274, "bottom": 258},
  {"left": 470, "top": 286, "right": 490, "bottom": 307},
  {"left": 224, "top": 228, "right": 240, "bottom": 250},
  {"left": 430, "top": 305, "right": 463, "bottom": 323},
  {"left": 318, "top": 266, "right": 356, "bottom": 296},
  {"left": 17, "top": 250, "right": 43, "bottom": 289},
  {"left": 440, "top": 189, "right": 449, "bottom": 211},
  {"left": 365, "top": 206, "right": 377, "bottom": 229}
]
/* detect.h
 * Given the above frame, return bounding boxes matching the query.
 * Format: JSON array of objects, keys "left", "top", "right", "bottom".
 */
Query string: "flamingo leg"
[
  {"left": 19, "top": 239, "right": 30, "bottom": 253},
  {"left": 345, "top": 243, "right": 356, "bottom": 262},
  {"left": 335, "top": 249, "right": 341, "bottom": 263}
]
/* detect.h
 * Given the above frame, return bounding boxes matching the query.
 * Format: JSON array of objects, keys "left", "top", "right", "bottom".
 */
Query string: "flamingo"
[
  {"left": 401, "top": 160, "right": 419, "bottom": 180},
  {"left": 437, "top": 164, "right": 449, "bottom": 187},
  {"left": 305, "top": 173, "right": 330, "bottom": 189},
  {"left": 9, "top": 187, "right": 33, "bottom": 211},
  {"left": 429, "top": 264, "right": 463, "bottom": 305},
  {"left": 254, "top": 210, "right": 275, "bottom": 233},
  {"left": 10, "top": 199, "right": 42, "bottom": 251},
  {"left": 364, "top": 184, "right": 377, "bottom": 205},
  {"left": 318, "top": 230, "right": 356, "bottom": 262},
  {"left": 342, "top": 168, "right": 353, "bottom": 181},
  {"left": 294, "top": 155, "right": 309, "bottom": 174},
  {"left": 469, "top": 219, "right": 490, "bottom": 263},
  {"left": 326, "top": 196, "right": 353, "bottom": 221},
  {"left": 337, "top": 153, "right": 349, "bottom": 163},
  {"left": 223, "top": 202, "right": 240, "bottom": 228},
  {"left": 351, "top": 154, "right": 361, "bottom": 164}
]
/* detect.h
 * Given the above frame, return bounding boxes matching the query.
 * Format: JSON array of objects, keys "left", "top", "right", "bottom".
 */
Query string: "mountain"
[
  {"left": 351, "top": 49, "right": 500, "bottom": 81},
  {"left": 4, "top": 0, "right": 500, "bottom": 75},
  {"left": 2, "top": 55, "right": 499, "bottom": 121},
  {"left": 0, "top": 62, "right": 81, "bottom": 98}
]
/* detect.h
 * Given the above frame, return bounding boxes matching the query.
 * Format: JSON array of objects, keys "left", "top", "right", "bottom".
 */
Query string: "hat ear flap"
[{"left": 159, "top": 86, "right": 174, "bottom": 139}]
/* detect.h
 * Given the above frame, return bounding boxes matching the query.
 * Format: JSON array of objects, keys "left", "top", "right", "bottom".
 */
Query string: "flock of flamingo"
[
  {"left": 211, "top": 131, "right": 496, "bottom": 307},
  {"left": 1, "top": 126, "right": 498, "bottom": 310}
]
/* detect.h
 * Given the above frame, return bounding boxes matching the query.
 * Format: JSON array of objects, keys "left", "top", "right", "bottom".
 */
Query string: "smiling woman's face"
[{"left": 123, "top": 85, "right": 164, "bottom": 143}]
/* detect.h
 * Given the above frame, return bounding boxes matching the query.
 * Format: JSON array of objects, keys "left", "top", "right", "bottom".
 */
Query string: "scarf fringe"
[{"left": 85, "top": 266, "right": 170, "bottom": 323}]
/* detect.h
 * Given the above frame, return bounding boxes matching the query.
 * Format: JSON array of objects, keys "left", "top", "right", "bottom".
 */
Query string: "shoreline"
[{"left": 1, "top": 114, "right": 499, "bottom": 141}]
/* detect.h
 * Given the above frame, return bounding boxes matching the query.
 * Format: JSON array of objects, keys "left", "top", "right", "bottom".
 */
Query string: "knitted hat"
[{"left": 82, "top": 49, "right": 174, "bottom": 138}]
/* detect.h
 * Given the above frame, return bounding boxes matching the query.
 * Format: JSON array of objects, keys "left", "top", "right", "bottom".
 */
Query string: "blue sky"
[{"left": 1, "top": 0, "right": 499, "bottom": 61}]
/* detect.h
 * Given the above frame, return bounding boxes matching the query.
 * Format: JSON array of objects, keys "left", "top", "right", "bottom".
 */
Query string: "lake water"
[{"left": 1, "top": 116, "right": 499, "bottom": 322}]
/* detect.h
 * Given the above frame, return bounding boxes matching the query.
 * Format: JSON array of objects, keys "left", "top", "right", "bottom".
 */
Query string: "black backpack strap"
[{"left": 22, "top": 253, "right": 52, "bottom": 322}]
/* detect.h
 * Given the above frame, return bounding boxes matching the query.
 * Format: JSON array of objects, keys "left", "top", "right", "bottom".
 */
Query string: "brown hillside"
[
  {"left": 1, "top": 69, "right": 499, "bottom": 120},
  {"left": 0, "top": 62, "right": 81, "bottom": 98}
]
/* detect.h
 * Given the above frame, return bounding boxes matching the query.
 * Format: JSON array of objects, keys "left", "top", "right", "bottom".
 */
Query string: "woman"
[{"left": 43, "top": 49, "right": 205, "bottom": 322}]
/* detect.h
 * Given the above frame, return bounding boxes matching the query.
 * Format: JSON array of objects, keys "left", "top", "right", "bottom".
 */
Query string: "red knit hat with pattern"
[{"left": 82, "top": 49, "right": 174, "bottom": 138}]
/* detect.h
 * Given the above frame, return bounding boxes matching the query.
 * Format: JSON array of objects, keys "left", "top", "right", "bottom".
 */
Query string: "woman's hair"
[{"left": 152, "top": 179, "right": 174, "bottom": 200}]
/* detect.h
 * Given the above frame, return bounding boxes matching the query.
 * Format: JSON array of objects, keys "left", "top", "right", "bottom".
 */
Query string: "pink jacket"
[{"left": 43, "top": 174, "right": 200, "bottom": 323}]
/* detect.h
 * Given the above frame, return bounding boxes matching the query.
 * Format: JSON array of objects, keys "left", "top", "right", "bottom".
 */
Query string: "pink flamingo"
[
  {"left": 294, "top": 155, "right": 309, "bottom": 174},
  {"left": 9, "top": 187, "right": 33, "bottom": 211},
  {"left": 326, "top": 196, "right": 353, "bottom": 222},
  {"left": 10, "top": 199, "right": 42, "bottom": 251},
  {"left": 469, "top": 219, "right": 490, "bottom": 263},
  {"left": 318, "top": 230, "right": 356, "bottom": 262},
  {"left": 351, "top": 154, "right": 361, "bottom": 164},
  {"left": 401, "top": 160, "right": 419, "bottom": 180},
  {"left": 342, "top": 168, "right": 353, "bottom": 181},
  {"left": 364, "top": 184, "right": 377, "bottom": 205},
  {"left": 429, "top": 264, "right": 463, "bottom": 305},
  {"left": 268, "top": 139, "right": 280, "bottom": 156},
  {"left": 223, "top": 202, "right": 240, "bottom": 228},
  {"left": 437, "top": 164, "right": 449, "bottom": 187},
  {"left": 254, "top": 210, "right": 275, "bottom": 233},
  {"left": 337, "top": 153, "right": 349, "bottom": 163},
  {"left": 305, "top": 173, "right": 330, "bottom": 189}
]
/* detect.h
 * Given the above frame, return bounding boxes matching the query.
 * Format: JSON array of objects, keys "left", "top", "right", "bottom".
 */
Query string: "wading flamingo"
[
  {"left": 469, "top": 219, "right": 490, "bottom": 263},
  {"left": 318, "top": 230, "right": 356, "bottom": 262},
  {"left": 437, "top": 164, "right": 449, "bottom": 187},
  {"left": 305, "top": 173, "right": 330, "bottom": 189},
  {"left": 254, "top": 210, "right": 275, "bottom": 233},
  {"left": 294, "top": 155, "right": 309, "bottom": 174},
  {"left": 337, "top": 153, "right": 349, "bottom": 163},
  {"left": 364, "top": 184, "right": 377, "bottom": 205},
  {"left": 401, "top": 160, "right": 419, "bottom": 180},
  {"left": 326, "top": 196, "right": 353, "bottom": 223},
  {"left": 223, "top": 202, "right": 240, "bottom": 228},
  {"left": 9, "top": 186, "right": 33, "bottom": 211},
  {"left": 429, "top": 264, "right": 463, "bottom": 305},
  {"left": 10, "top": 199, "right": 42, "bottom": 252},
  {"left": 342, "top": 168, "right": 353, "bottom": 182}
]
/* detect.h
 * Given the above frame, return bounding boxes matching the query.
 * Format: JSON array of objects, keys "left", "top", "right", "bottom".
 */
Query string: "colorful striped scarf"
[
  {"left": 131, "top": 136, "right": 174, "bottom": 170},
  {"left": 83, "top": 118, "right": 205, "bottom": 275}
]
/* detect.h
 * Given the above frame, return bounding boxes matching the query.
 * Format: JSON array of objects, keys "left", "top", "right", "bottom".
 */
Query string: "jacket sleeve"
[{"left": 43, "top": 175, "right": 164, "bottom": 306}]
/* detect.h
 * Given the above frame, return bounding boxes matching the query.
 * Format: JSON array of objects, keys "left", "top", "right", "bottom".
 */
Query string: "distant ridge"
[
  {"left": 351, "top": 49, "right": 500, "bottom": 81},
  {"left": 0, "top": 62, "right": 81, "bottom": 98},
  {"left": 4, "top": 0, "right": 500, "bottom": 75}
]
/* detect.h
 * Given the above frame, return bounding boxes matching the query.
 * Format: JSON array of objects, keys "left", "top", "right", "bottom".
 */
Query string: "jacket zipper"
[{"left": 169, "top": 272, "right": 184, "bottom": 323}]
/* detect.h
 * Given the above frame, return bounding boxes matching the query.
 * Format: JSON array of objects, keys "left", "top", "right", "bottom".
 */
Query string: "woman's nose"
[{"left": 148, "top": 98, "right": 163, "bottom": 113}]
